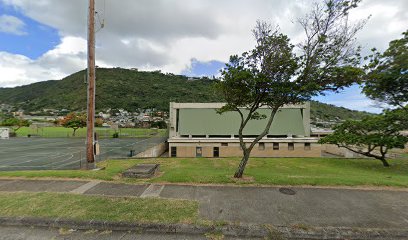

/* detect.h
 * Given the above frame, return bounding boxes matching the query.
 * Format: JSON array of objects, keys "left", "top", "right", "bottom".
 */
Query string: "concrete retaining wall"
[
  {"left": 322, "top": 144, "right": 370, "bottom": 158},
  {"left": 135, "top": 142, "right": 168, "bottom": 158}
]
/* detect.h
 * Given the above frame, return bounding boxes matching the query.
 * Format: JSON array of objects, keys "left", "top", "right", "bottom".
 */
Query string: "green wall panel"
[{"left": 178, "top": 108, "right": 305, "bottom": 136}]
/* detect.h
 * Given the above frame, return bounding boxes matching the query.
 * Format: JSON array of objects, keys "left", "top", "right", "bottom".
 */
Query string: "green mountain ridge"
[{"left": 0, "top": 68, "right": 372, "bottom": 121}]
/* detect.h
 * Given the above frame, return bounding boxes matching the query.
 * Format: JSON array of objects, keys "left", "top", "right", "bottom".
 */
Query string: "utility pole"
[{"left": 86, "top": 0, "right": 96, "bottom": 167}]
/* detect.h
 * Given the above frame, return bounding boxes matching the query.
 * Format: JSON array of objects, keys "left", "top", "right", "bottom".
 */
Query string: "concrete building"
[{"left": 168, "top": 102, "right": 321, "bottom": 158}]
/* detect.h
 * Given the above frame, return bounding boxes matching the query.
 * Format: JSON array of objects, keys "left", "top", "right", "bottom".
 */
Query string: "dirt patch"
[{"left": 230, "top": 175, "right": 255, "bottom": 183}]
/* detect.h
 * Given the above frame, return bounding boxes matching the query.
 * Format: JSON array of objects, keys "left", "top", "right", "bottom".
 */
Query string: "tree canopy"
[
  {"left": 217, "top": 0, "right": 366, "bottom": 178},
  {"left": 59, "top": 112, "right": 87, "bottom": 136},
  {"left": 363, "top": 30, "right": 408, "bottom": 109},
  {"left": 319, "top": 108, "right": 408, "bottom": 167},
  {"left": 0, "top": 117, "right": 30, "bottom": 132}
]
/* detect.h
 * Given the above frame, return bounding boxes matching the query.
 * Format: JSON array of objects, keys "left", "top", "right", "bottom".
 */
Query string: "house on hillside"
[{"left": 168, "top": 102, "right": 321, "bottom": 158}]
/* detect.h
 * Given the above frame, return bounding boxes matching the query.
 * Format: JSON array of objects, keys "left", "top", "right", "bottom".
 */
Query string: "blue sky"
[
  {"left": 181, "top": 59, "right": 225, "bottom": 78},
  {"left": 1, "top": 0, "right": 407, "bottom": 113},
  {"left": 182, "top": 61, "right": 382, "bottom": 113},
  {"left": 0, "top": 5, "right": 61, "bottom": 59}
]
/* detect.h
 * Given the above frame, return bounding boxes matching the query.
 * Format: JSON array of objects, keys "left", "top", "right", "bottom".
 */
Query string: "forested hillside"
[
  {"left": 0, "top": 68, "right": 372, "bottom": 120},
  {"left": 310, "top": 101, "right": 372, "bottom": 121},
  {"left": 0, "top": 68, "right": 221, "bottom": 112}
]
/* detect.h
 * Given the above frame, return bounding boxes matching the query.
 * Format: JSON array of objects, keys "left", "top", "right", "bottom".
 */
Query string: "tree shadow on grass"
[{"left": 322, "top": 157, "right": 408, "bottom": 175}]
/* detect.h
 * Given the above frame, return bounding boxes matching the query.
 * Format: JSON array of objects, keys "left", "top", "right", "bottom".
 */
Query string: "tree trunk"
[
  {"left": 72, "top": 128, "right": 77, "bottom": 136},
  {"left": 233, "top": 107, "right": 279, "bottom": 178},
  {"left": 379, "top": 147, "right": 390, "bottom": 167},
  {"left": 234, "top": 151, "right": 250, "bottom": 178},
  {"left": 340, "top": 145, "right": 391, "bottom": 167},
  {"left": 380, "top": 158, "right": 390, "bottom": 167}
]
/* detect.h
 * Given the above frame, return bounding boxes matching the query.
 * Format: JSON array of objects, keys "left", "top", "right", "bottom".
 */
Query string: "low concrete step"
[{"left": 122, "top": 164, "right": 160, "bottom": 178}]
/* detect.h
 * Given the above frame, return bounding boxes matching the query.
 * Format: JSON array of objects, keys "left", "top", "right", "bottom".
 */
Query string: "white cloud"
[
  {"left": 0, "top": 36, "right": 88, "bottom": 87},
  {"left": 0, "top": 0, "right": 407, "bottom": 112},
  {"left": 0, "top": 0, "right": 306, "bottom": 81},
  {"left": 0, "top": 14, "right": 26, "bottom": 35},
  {"left": 2, "top": 0, "right": 406, "bottom": 79},
  {"left": 0, "top": 52, "right": 61, "bottom": 87},
  {"left": 349, "top": 0, "right": 408, "bottom": 53},
  {"left": 323, "top": 98, "right": 382, "bottom": 114}
]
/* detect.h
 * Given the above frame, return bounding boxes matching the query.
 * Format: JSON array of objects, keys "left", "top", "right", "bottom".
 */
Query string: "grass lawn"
[
  {"left": 1, "top": 157, "right": 408, "bottom": 187},
  {"left": 13, "top": 126, "right": 167, "bottom": 138},
  {"left": 0, "top": 192, "right": 198, "bottom": 224}
]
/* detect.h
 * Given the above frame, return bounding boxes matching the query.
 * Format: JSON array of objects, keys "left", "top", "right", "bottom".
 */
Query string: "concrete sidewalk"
[{"left": 1, "top": 179, "right": 408, "bottom": 229}]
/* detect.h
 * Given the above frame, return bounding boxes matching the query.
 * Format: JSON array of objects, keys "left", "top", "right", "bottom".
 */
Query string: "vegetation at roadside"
[
  {"left": 320, "top": 32, "right": 408, "bottom": 166},
  {"left": 0, "top": 117, "right": 30, "bottom": 132},
  {"left": 12, "top": 126, "right": 166, "bottom": 138},
  {"left": 363, "top": 30, "right": 407, "bottom": 109},
  {"left": 59, "top": 112, "right": 87, "bottom": 136},
  {"left": 320, "top": 108, "right": 408, "bottom": 167},
  {"left": 0, "top": 192, "right": 198, "bottom": 224},
  {"left": 1, "top": 157, "right": 408, "bottom": 187},
  {"left": 216, "top": 0, "right": 366, "bottom": 177}
]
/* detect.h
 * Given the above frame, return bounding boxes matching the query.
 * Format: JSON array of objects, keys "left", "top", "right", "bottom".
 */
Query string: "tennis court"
[{"left": 0, "top": 137, "right": 166, "bottom": 171}]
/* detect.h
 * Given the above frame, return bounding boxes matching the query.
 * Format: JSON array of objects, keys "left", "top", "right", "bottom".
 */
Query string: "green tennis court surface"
[{"left": 0, "top": 137, "right": 166, "bottom": 171}]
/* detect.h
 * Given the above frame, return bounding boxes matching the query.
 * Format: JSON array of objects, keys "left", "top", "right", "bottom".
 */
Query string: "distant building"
[
  {"left": 23, "top": 116, "right": 58, "bottom": 121},
  {"left": 0, "top": 128, "right": 9, "bottom": 139},
  {"left": 168, "top": 102, "right": 321, "bottom": 158},
  {"left": 12, "top": 111, "right": 24, "bottom": 117},
  {"left": 310, "top": 127, "right": 334, "bottom": 138}
]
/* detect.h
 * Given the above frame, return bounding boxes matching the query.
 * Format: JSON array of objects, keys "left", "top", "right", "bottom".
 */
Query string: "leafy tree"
[
  {"left": 1, "top": 117, "right": 30, "bottom": 132},
  {"left": 95, "top": 118, "right": 104, "bottom": 127},
  {"left": 216, "top": 0, "right": 366, "bottom": 178},
  {"left": 319, "top": 108, "right": 408, "bottom": 167},
  {"left": 151, "top": 120, "right": 167, "bottom": 129},
  {"left": 363, "top": 30, "right": 408, "bottom": 109},
  {"left": 59, "top": 112, "right": 87, "bottom": 136}
]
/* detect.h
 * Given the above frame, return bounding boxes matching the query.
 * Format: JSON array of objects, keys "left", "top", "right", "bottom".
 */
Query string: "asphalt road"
[
  {"left": 0, "top": 137, "right": 166, "bottom": 171},
  {"left": 1, "top": 179, "right": 408, "bottom": 229}
]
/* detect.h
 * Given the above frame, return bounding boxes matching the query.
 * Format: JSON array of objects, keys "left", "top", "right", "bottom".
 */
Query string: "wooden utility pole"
[{"left": 86, "top": 0, "right": 96, "bottom": 166}]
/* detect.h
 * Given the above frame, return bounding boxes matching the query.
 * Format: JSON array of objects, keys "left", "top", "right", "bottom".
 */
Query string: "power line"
[{"left": 95, "top": 0, "right": 106, "bottom": 32}]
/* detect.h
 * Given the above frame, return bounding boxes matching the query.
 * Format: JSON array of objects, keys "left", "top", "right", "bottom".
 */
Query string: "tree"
[
  {"left": 1, "top": 117, "right": 30, "bottom": 132},
  {"left": 59, "top": 113, "right": 87, "bottom": 136},
  {"left": 319, "top": 108, "right": 408, "bottom": 167},
  {"left": 95, "top": 118, "right": 104, "bottom": 127},
  {"left": 151, "top": 120, "right": 167, "bottom": 129},
  {"left": 216, "top": 0, "right": 366, "bottom": 178},
  {"left": 363, "top": 30, "right": 408, "bottom": 109}
]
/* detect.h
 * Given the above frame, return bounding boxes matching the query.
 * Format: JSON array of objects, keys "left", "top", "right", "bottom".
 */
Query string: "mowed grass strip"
[
  {"left": 1, "top": 158, "right": 408, "bottom": 187},
  {"left": 0, "top": 192, "right": 198, "bottom": 224},
  {"left": 150, "top": 157, "right": 408, "bottom": 187}
]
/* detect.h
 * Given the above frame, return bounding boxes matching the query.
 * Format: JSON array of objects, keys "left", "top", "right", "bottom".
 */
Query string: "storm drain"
[{"left": 279, "top": 187, "right": 296, "bottom": 195}]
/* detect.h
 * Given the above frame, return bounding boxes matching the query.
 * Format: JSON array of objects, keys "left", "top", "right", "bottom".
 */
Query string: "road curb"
[{"left": 0, "top": 217, "right": 408, "bottom": 239}]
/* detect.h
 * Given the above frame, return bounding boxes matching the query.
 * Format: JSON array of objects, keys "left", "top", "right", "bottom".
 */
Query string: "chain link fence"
[
  {"left": 0, "top": 130, "right": 168, "bottom": 171},
  {"left": 15, "top": 127, "right": 167, "bottom": 139}
]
